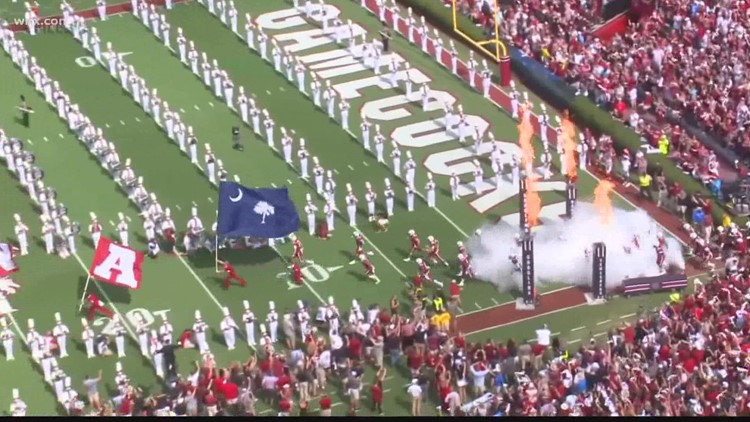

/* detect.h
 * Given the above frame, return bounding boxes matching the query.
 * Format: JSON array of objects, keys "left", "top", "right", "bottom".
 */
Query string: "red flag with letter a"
[
  {"left": 0, "top": 243, "right": 19, "bottom": 277},
  {"left": 88, "top": 236, "right": 144, "bottom": 289}
]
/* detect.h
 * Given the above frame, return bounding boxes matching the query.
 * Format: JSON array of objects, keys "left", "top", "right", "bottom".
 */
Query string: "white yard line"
[
  {"left": 208, "top": 101, "right": 215, "bottom": 107},
  {"left": 120, "top": 120, "right": 126, "bottom": 125},
  {"left": 286, "top": 179, "right": 293, "bottom": 184},
  {"left": 194, "top": 105, "right": 200, "bottom": 110},
  {"left": 270, "top": 246, "right": 326, "bottom": 305},
  {"left": 27, "top": 139, "right": 33, "bottom": 145},
  {"left": 362, "top": 161, "right": 368, "bottom": 166},
  {"left": 180, "top": 108, "right": 186, "bottom": 113},
  {"left": 457, "top": 286, "right": 576, "bottom": 317},
  {"left": 174, "top": 254, "right": 225, "bottom": 310},
  {"left": 347, "top": 164, "right": 354, "bottom": 171},
  {"left": 570, "top": 326, "right": 586, "bottom": 332},
  {"left": 43, "top": 136, "right": 49, "bottom": 142},
  {"left": 619, "top": 313, "right": 637, "bottom": 319},
  {"left": 207, "top": 197, "right": 214, "bottom": 203},
  {"left": 465, "top": 302, "right": 588, "bottom": 336},
  {"left": 593, "top": 332, "right": 608, "bottom": 338},
  {"left": 58, "top": 133, "right": 64, "bottom": 138},
  {"left": 490, "top": 298, "right": 499, "bottom": 305},
  {"left": 474, "top": 302, "right": 481, "bottom": 309},
  {"left": 596, "top": 319, "right": 611, "bottom": 325}
]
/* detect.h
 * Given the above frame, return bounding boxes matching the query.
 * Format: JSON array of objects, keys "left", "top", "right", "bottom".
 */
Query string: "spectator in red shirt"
[
  {"left": 319, "top": 395, "right": 332, "bottom": 417},
  {"left": 278, "top": 397, "right": 292, "bottom": 416}
]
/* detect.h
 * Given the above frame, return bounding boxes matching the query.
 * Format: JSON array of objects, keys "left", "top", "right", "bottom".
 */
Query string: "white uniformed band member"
[
  {"left": 266, "top": 301, "right": 279, "bottom": 343},
  {"left": 13, "top": 214, "right": 29, "bottom": 256},
  {"left": 220, "top": 307, "right": 238, "bottom": 350},
  {"left": 371, "top": 126, "right": 384, "bottom": 163},
  {"left": 391, "top": 141, "right": 401, "bottom": 178},
  {"left": 10, "top": 389, "right": 27, "bottom": 416},
  {"left": 345, "top": 184, "right": 358, "bottom": 227},
  {"left": 52, "top": 313, "right": 70, "bottom": 358},
  {"left": 159, "top": 315, "right": 173, "bottom": 345},
  {"left": 473, "top": 160, "right": 484, "bottom": 195},
  {"left": 298, "top": 139, "right": 309, "bottom": 178},
  {"left": 404, "top": 151, "right": 416, "bottom": 187},
  {"left": 112, "top": 314, "right": 126, "bottom": 358},
  {"left": 365, "top": 182, "right": 377, "bottom": 221},
  {"left": 384, "top": 178, "right": 395, "bottom": 217},
  {"left": 242, "top": 300, "right": 256, "bottom": 347},
  {"left": 450, "top": 172, "right": 459, "bottom": 201},
  {"left": 0, "top": 318, "right": 14, "bottom": 361},
  {"left": 304, "top": 194, "right": 318, "bottom": 236},
  {"left": 150, "top": 330, "right": 164, "bottom": 378},
  {"left": 360, "top": 117, "right": 371, "bottom": 151},
  {"left": 81, "top": 319, "right": 95, "bottom": 359},
  {"left": 323, "top": 199, "right": 334, "bottom": 232},
  {"left": 405, "top": 183, "right": 415, "bottom": 212},
  {"left": 282, "top": 129, "right": 293, "bottom": 163},
  {"left": 193, "top": 310, "right": 209, "bottom": 354},
  {"left": 313, "top": 157, "right": 324, "bottom": 194},
  {"left": 136, "top": 315, "right": 150, "bottom": 357},
  {"left": 425, "top": 173, "right": 436, "bottom": 208}
]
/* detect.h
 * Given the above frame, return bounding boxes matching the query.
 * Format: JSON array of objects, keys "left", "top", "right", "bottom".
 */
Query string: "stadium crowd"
[
  {"left": 68, "top": 242, "right": 750, "bottom": 417},
  {"left": 452, "top": 0, "right": 750, "bottom": 199}
]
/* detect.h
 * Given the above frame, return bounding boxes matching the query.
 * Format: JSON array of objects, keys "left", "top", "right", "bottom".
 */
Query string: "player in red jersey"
[
  {"left": 217, "top": 259, "right": 247, "bottom": 289},
  {"left": 291, "top": 261, "right": 303, "bottom": 286},
  {"left": 415, "top": 258, "right": 443, "bottom": 286},
  {"left": 654, "top": 243, "right": 665, "bottom": 271},
  {"left": 289, "top": 234, "right": 305, "bottom": 263},
  {"left": 349, "top": 232, "right": 373, "bottom": 264},
  {"left": 359, "top": 254, "right": 378, "bottom": 281},
  {"left": 404, "top": 229, "right": 422, "bottom": 261},
  {"left": 656, "top": 232, "right": 666, "bottom": 250},
  {"left": 85, "top": 293, "right": 113, "bottom": 321},
  {"left": 457, "top": 253, "right": 474, "bottom": 286},
  {"left": 426, "top": 235, "right": 448, "bottom": 266},
  {"left": 456, "top": 240, "right": 467, "bottom": 258}
]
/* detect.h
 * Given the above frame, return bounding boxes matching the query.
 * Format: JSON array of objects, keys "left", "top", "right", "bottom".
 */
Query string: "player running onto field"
[
  {"left": 457, "top": 253, "right": 474, "bottom": 286},
  {"left": 426, "top": 235, "right": 448, "bottom": 266},
  {"left": 416, "top": 258, "right": 443, "bottom": 287},
  {"left": 404, "top": 229, "right": 422, "bottom": 261},
  {"left": 349, "top": 231, "right": 373, "bottom": 264},
  {"left": 359, "top": 254, "right": 378, "bottom": 282},
  {"left": 290, "top": 234, "right": 307, "bottom": 264}
]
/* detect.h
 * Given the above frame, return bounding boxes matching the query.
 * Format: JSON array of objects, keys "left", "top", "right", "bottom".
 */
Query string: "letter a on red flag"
[
  {"left": 0, "top": 243, "right": 19, "bottom": 278},
  {"left": 88, "top": 237, "right": 144, "bottom": 289}
]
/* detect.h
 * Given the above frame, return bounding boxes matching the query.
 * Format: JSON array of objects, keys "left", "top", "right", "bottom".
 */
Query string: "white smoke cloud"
[{"left": 467, "top": 203, "right": 685, "bottom": 291}]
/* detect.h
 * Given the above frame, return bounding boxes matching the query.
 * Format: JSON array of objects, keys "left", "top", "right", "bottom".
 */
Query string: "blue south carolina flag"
[{"left": 217, "top": 182, "right": 300, "bottom": 238}]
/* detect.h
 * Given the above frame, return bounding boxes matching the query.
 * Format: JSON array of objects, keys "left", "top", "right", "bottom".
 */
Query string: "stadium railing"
[{"left": 396, "top": 0, "right": 736, "bottom": 224}]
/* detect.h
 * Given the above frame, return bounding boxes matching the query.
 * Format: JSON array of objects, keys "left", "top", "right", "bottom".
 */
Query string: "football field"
[{"left": 1, "top": 0, "right": 691, "bottom": 415}]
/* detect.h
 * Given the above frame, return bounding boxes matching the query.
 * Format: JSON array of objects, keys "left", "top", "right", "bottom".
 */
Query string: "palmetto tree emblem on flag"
[{"left": 254, "top": 201, "right": 275, "bottom": 224}]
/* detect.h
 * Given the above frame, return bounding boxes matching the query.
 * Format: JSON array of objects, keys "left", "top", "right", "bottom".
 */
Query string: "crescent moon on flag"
[{"left": 229, "top": 188, "right": 243, "bottom": 203}]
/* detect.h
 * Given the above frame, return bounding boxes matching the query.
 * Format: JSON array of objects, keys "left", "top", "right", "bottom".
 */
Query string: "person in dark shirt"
[{"left": 380, "top": 27, "right": 391, "bottom": 52}]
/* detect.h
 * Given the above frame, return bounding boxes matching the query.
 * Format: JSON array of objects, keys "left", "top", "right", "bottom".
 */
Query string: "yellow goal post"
[{"left": 450, "top": 0, "right": 507, "bottom": 62}]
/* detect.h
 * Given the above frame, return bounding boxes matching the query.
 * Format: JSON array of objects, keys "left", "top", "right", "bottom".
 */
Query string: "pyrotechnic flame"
[
  {"left": 517, "top": 106, "right": 542, "bottom": 227},
  {"left": 593, "top": 180, "right": 615, "bottom": 225},
  {"left": 561, "top": 114, "right": 577, "bottom": 180},
  {"left": 517, "top": 106, "right": 535, "bottom": 173},
  {"left": 526, "top": 174, "right": 542, "bottom": 227}
]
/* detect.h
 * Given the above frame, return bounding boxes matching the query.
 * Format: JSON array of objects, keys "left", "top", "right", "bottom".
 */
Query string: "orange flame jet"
[{"left": 593, "top": 180, "right": 615, "bottom": 225}]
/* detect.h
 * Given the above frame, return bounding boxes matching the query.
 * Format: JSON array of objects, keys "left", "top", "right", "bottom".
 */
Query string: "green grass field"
[{"left": 0, "top": 0, "right": 688, "bottom": 415}]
